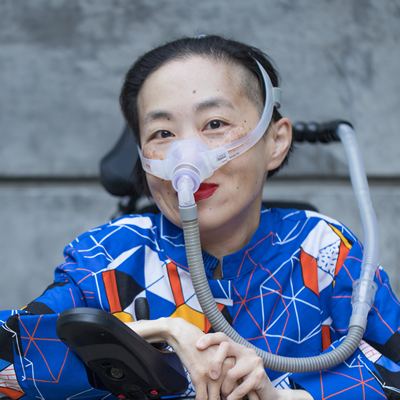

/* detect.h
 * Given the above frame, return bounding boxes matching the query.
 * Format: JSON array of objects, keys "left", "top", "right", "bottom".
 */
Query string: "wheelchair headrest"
[{"left": 100, "top": 123, "right": 139, "bottom": 198}]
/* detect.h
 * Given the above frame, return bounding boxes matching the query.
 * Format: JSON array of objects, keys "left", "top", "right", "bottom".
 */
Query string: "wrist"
[
  {"left": 126, "top": 317, "right": 171, "bottom": 343},
  {"left": 161, "top": 317, "right": 184, "bottom": 347}
]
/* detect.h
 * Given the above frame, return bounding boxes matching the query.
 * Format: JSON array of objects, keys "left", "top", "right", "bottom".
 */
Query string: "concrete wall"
[{"left": 1, "top": 0, "right": 399, "bottom": 309}]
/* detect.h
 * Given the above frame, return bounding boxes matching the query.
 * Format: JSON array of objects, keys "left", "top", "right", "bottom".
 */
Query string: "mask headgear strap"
[{"left": 272, "top": 87, "right": 282, "bottom": 109}]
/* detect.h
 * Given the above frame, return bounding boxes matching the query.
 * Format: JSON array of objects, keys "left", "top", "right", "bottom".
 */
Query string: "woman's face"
[{"left": 137, "top": 56, "right": 285, "bottom": 243}]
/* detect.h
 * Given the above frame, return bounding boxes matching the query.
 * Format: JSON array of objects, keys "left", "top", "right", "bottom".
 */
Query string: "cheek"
[
  {"left": 142, "top": 143, "right": 168, "bottom": 160},
  {"left": 224, "top": 123, "right": 254, "bottom": 143},
  {"left": 146, "top": 175, "right": 177, "bottom": 207},
  {"left": 223, "top": 153, "right": 265, "bottom": 195},
  {"left": 146, "top": 174, "right": 183, "bottom": 227}
]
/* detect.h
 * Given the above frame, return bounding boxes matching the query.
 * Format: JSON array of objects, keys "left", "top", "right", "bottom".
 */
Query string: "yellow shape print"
[
  {"left": 170, "top": 303, "right": 205, "bottom": 331},
  {"left": 113, "top": 311, "right": 134, "bottom": 323},
  {"left": 329, "top": 224, "right": 352, "bottom": 250}
]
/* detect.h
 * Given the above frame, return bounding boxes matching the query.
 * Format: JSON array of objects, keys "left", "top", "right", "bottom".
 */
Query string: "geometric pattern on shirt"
[
  {"left": 299, "top": 220, "right": 352, "bottom": 296},
  {"left": 319, "top": 358, "right": 387, "bottom": 399},
  {"left": 0, "top": 364, "right": 25, "bottom": 399},
  {"left": 5, "top": 209, "right": 396, "bottom": 399},
  {"left": 258, "top": 220, "right": 352, "bottom": 351},
  {"left": 366, "top": 331, "right": 400, "bottom": 364},
  {"left": 102, "top": 269, "right": 144, "bottom": 322},
  {"left": 363, "top": 333, "right": 400, "bottom": 399},
  {"left": 102, "top": 243, "right": 231, "bottom": 333}
]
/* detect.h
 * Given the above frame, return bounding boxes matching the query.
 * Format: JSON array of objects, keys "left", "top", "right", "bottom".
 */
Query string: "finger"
[
  {"left": 210, "top": 341, "right": 234, "bottom": 379},
  {"left": 227, "top": 369, "right": 271, "bottom": 400},
  {"left": 196, "top": 332, "right": 230, "bottom": 349},
  {"left": 206, "top": 357, "right": 235, "bottom": 400},
  {"left": 192, "top": 380, "right": 208, "bottom": 400},
  {"left": 247, "top": 390, "right": 260, "bottom": 400},
  {"left": 221, "top": 356, "right": 265, "bottom": 399},
  {"left": 208, "top": 357, "right": 236, "bottom": 400},
  {"left": 207, "top": 379, "right": 223, "bottom": 400},
  {"left": 227, "top": 378, "right": 257, "bottom": 400},
  {"left": 222, "top": 380, "right": 238, "bottom": 400},
  {"left": 227, "top": 347, "right": 264, "bottom": 383},
  {"left": 221, "top": 358, "right": 257, "bottom": 384},
  {"left": 220, "top": 368, "right": 241, "bottom": 398}
]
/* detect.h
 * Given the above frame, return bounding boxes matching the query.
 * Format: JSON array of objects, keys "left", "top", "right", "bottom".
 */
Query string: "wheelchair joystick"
[{"left": 56, "top": 306, "right": 188, "bottom": 400}]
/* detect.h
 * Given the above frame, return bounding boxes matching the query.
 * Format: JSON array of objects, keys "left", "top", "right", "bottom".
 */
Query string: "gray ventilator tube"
[{"left": 178, "top": 123, "right": 379, "bottom": 373}]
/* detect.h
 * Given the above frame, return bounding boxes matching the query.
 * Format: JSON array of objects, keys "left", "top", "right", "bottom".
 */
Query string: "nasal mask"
[{"left": 139, "top": 61, "right": 282, "bottom": 206}]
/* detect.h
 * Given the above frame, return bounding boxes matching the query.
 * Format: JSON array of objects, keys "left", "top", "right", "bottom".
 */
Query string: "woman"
[
  {"left": 0, "top": 35, "right": 398, "bottom": 400},
  {"left": 121, "top": 36, "right": 302, "bottom": 399}
]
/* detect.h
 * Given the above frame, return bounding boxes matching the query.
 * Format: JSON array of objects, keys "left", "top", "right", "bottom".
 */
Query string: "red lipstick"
[{"left": 194, "top": 183, "right": 219, "bottom": 202}]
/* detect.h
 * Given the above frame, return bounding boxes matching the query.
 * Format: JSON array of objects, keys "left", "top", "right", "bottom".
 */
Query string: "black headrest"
[{"left": 100, "top": 123, "right": 139, "bottom": 197}]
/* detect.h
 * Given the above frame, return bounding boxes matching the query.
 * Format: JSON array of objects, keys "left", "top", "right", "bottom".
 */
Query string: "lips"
[{"left": 194, "top": 182, "right": 219, "bottom": 202}]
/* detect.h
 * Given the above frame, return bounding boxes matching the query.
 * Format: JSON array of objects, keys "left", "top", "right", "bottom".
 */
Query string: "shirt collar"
[
  {"left": 158, "top": 207, "right": 275, "bottom": 279},
  {"left": 220, "top": 208, "right": 276, "bottom": 279}
]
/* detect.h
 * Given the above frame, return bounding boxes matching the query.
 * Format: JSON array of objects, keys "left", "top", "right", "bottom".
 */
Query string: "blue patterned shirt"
[{"left": 0, "top": 208, "right": 399, "bottom": 399}]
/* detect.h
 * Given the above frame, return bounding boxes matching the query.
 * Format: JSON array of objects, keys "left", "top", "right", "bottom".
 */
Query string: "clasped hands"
[{"left": 126, "top": 317, "right": 312, "bottom": 400}]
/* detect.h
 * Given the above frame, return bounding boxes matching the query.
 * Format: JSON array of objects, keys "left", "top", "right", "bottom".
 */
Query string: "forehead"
[{"left": 137, "top": 56, "right": 247, "bottom": 115}]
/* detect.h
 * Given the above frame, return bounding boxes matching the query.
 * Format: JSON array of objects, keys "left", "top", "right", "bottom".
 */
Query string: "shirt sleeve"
[
  {"left": 290, "top": 232, "right": 400, "bottom": 399},
  {"left": 0, "top": 245, "right": 111, "bottom": 400}
]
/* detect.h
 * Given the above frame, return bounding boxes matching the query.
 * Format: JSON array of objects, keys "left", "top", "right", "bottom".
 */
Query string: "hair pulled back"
[{"left": 119, "top": 35, "right": 292, "bottom": 195}]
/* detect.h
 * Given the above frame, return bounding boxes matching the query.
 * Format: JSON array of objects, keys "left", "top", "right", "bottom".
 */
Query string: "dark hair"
[{"left": 120, "top": 35, "right": 293, "bottom": 196}]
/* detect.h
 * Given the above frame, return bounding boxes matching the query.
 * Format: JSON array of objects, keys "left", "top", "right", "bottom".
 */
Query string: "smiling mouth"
[{"left": 194, "top": 183, "right": 219, "bottom": 202}]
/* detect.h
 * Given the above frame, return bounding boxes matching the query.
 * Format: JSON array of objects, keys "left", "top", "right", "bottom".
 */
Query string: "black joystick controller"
[{"left": 56, "top": 302, "right": 188, "bottom": 400}]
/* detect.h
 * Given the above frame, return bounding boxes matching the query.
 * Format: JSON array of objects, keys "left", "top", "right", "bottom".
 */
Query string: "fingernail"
[
  {"left": 197, "top": 340, "right": 205, "bottom": 348},
  {"left": 211, "top": 370, "right": 218, "bottom": 379}
]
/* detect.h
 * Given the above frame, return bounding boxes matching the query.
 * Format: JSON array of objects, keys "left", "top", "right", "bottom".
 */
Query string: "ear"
[{"left": 266, "top": 117, "right": 292, "bottom": 171}]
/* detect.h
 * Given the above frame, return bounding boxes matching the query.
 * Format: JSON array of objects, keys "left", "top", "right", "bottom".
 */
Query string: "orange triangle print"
[{"left": 300, "top": 248, "right": 319, "bottom": 296}]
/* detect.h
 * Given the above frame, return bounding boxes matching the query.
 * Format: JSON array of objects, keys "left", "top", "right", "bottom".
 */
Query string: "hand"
[
  {"left": 127, "top": 318, "right": 235, "bottom": 400},
  {"left": 197, "top": 333, "right": 313, "bottom": 400}
]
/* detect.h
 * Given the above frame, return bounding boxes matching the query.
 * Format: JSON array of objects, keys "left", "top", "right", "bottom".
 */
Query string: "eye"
[
  {"left": 153, "top": 130, "right": 174, "bottom": 139},
  {"left": 206, "top": 120, "right": 224, "bottom": 130}
]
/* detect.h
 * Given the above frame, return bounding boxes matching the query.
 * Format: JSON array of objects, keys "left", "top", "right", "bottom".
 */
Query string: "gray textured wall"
[{"left": 1, "top": 0, "right": 399, "bottom": 309}]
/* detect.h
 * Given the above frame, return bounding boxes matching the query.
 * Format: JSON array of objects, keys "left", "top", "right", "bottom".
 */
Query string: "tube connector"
[
  {"left": 179, "top": 204, "right": 198, "bottom": 222},
  {"left": 348, "top": 314, "right": 367, "bottom": 332},
  {"left": 351, "top": 278, "right": 378, "bottom": 311},
  {"left": 176, "top": 175, "right": 196, "bottom": 208}
]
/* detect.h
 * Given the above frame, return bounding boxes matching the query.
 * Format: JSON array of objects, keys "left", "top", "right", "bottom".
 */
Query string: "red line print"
[
  {"left": 58, "top": 262, "right": 77, "bottom": 270},
  {"left": 18, "top": 316, "right": 70, "bottom": 382},
  {"left": 376, "top": 269, "right": 400, "bottom": 307},
  {"left": 232, "top": 285, "right": 271, "bottom": 353},
  {"left": 320, "top": 366, "right": 385, "bottom": 399},
  {"left": 346, "top": 256, "right": 363, "bottom": 263},
  {"left": 69, "top": 288, "right": 76, "bottom": 308},
  {"left": 342, "top": 264, "right": 355, "bottom": 283},
  {"left": 236, "top": 233, "right": 274, "bottom": 277},
  {"left": 20, "top": 337, "right": 60, "bottom": 342},
  {"left": 77, "top": 273, "right": 92, "bottom": 285},
  {"left": 27, "top": 347, "right": 70, "bottom": 383},
  {"left": 22, "top": 315, "right": 42, "bottom": 357},
  {"left": 371, "top": 305, "right": 394, "bottom": 334},
  {"left": 76, "top": 267, "right": 96, "bottom": 273},
  {"left": 167, "top": 257, "right": 189, "bottom": 272},
  {"left": 234, "top": 289, "right": 280, "bottom": 305},
  {"left": 232, "top": 265, "right": 258, "bottom": 324},
  {"left": 244, "top": 266, "right": 257, "bottom": 301}
]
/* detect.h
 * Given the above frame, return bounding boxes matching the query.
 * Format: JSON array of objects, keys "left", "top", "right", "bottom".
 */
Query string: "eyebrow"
[
  {"left": 195, "top": 97, "right": 236, "bottom": 112},
  {"left": 143, "top": 110, "right": 173, "bottom": 125},
  {"left": 143, "top": 97, "right": 236, "bottom": 126}
]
